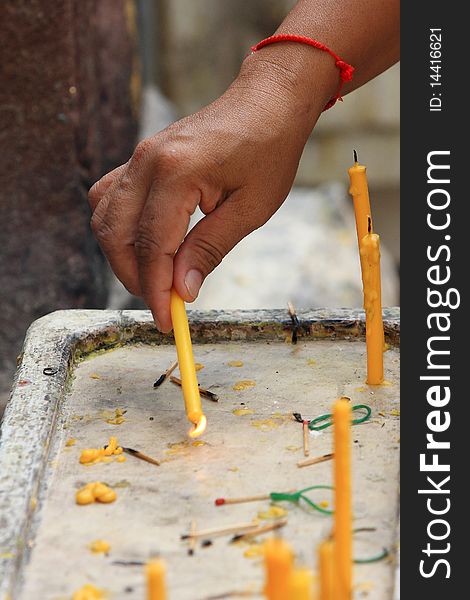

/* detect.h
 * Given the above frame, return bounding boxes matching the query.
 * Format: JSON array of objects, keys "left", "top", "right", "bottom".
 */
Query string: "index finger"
[{"left": 135, "top": 179, "right": 201, "bottom": 332}]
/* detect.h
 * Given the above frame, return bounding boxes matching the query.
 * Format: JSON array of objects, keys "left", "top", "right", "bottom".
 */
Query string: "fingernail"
[{"left": 184, "top": 269, "right": 203, "bottom": 300}]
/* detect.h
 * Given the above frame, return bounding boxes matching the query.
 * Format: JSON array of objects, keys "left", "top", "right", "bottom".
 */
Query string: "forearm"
[{"left": 236, "top": 0, "right": 399, "bottom": 135}]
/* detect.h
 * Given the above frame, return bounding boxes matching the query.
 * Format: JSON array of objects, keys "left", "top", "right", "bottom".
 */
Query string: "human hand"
[{"left": 88, "top": 45, "right": 336, "bottom": 332}]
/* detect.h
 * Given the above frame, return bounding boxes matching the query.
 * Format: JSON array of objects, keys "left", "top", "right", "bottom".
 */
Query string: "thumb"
[{"left": 173, "top": 191, "right": 262, "bottom": 302}]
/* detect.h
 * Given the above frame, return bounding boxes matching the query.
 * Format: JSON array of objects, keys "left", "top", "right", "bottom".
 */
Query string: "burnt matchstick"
[
  {"left": 122, "top": 447, "right": 161, "bottom": 466},
  {"left": 181, "top": 521, "right": 257, "bottom": 541},
  {"left": 188, "top": 520, "right": 197, "bottom": 555},
  {"left": 287, "top": 301, "right": 300, "bottom": 344},
  {"left": 153, "top": 360, "right": 178, "bottom": 388},
  {"left": 297, "top": 452, "right": 334, "bottom": 469},
  {"left": 230, "top": 518, "right": 288, "bottom": 543},
  {"left": 170, "top": 375, "right": 219, "bottom": 402}
]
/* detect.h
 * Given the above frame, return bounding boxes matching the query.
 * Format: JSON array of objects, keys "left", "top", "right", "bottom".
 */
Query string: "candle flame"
[{"left": 188, "top": 414, "right": 207, "bottom": 438}]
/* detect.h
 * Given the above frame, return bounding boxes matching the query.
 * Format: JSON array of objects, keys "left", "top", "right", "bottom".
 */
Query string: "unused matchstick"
[
  {"left": 170, "top": 375, "right": 219, "bottom": 402},
  {"left": 215, "top": 493, "right": 270, "bottom": 506},
  {"left": 303, "top": 421, "right": 310, "bottom": 457},
  {"left": 297, "top": 452, "right": 334, "bottom": 468},
  {"left": 122, "top": 447, "right": 161, "bottom": 466},
  {"left": 188, "top": 520, "right": 197, "bottom": 556},
  {"left": 181, "top": 521, "right": 257, "bottom": 541},
  {"left": 230, "top": 518, "right": 288, "bottom": 542},
  {"left": 153, "top": 360, "right": 178, "bottom": 388},
  {"left": 287, "top": 301, "right": 300, "bottom": 344}
]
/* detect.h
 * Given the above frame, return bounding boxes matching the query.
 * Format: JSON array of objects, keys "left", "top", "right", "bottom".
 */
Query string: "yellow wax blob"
[
  {"left": 89, "top": 540, "right": 111, "bottom": 554},
  {"left": 319, "top": 500, "right": 330, "bottom": 509},
  {"left": 65, "top": 438, "right": 77, "bottom": 447},
  {"left": 79, "top": 437, "right": 123, "bottom": 465},
  {"left": 106, "top": 408, "right": 126, "bottom": 425},
  {"left": 307, "top": 359, "right": 317, "bottom": 366},
  {"left": 191, "top": 440, "right": 206, "bottom": 447},
  {"left": 258, "top": 506, "right": 288, "bottom": 520},
  {"left": 244, "top": 543, "right": 264, "bottom": 559},
  {"left": 232, "top": 408, "right": 254, "bottom": 416},
  {"left": 389, "top": 409, "right": 400, "bottom": 417},
  {"left": 76, "top": 482, "right": 117, "bottom": 505},
  {"left": 194, "top": 363, "right": 204, "bottom": 371},
  {"left": 285, "top": 446, "right": 301, "bottom": 452},
  {"left": 90, "top": 373, "right": 101, "bottom": 380},
  {"left": 227, "top": 361, "right": 244, "bottom": 367},
  {"left": 233, "top": 380, "right": 256, "bottom": 391},
  {"left": 252, "top": 413, "right": 290, "bottom": 431},
  {"left": 72, "top": 584, "right": 106, "bottom": 600},
  {"left": 116, "top": 455, "right": 126, "bottom": 462}
]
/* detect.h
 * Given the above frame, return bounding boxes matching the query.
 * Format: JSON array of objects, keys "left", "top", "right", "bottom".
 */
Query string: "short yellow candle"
[
  {"left": 333, "top": 399, "right": 352, "bottom": 600},
  {"left": 348, "top": 151, "right": 372, "bottom": 247},
  {"left": 170, "top": 288, "right": 206, "bottom": 435},
  {"left": 318, "top": 540, "right": 335, "bottom": 600},
  {"left": 264, "top": 538, "right": 293, "bottom": 600},
  {"left": 359, "top": 224, "right": 384, "bottom": 385},
  {"left": 146, "top": 559, "right": 166, "bottom": 600},
  {"left": 290, "top": 567, "right": 314, "bottom": 600}
]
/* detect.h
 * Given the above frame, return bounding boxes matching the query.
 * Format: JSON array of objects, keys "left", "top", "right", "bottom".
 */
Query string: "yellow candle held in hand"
[
  {"left": 170, "top": 288, "right": 206, "bottom": 437},
  {"left": 359, "top": 220, "right": 384, "bottom": 385},
  {"left": 333, "top": 399, "right": 352, "bottom": 600},
  {"left": 264, "top": 538, "right": 294, "bottom": 600},
  {"left": 348, "top": 150, "right": 372, "bottom": 246},
  {"left": 289, "top": 567, "right": 314, "bottom": 600},
  {"left": 318, "top": 539, "right": 334, "bottom": 600},
  {"left": 146, "top": 559, "right": 166, "bottom": 600}
]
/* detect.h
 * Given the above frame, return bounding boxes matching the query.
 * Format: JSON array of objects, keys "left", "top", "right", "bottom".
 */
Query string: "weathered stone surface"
[{"left": 0, "top": 0, "right": 139, "bottom": 405}]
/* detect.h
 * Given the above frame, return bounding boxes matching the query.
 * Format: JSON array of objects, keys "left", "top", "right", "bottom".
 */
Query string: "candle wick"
[
  {"left": 367, "top": 216, "right": 372, "bottom": 234},
  {"left": 353, "top": 148, "right": 358, "bottom": 164}
]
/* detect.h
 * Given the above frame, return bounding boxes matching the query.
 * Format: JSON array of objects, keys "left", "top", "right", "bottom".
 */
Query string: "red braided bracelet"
[{"left": 250, "top": 34, "right": 354, "bottom": 111}]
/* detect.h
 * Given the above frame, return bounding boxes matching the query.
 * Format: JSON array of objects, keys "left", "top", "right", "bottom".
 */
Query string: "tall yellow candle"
[
  {"left": 290, "top": 567, "right": 314, "bottom": 600},
  {"left": 170, "top": 288, "right": 206, "bottom": 436},
  {"left": 264, "top": 538, "right": 293, "bottom": 600},
  {"left": 333, "top": 399, "right": 352, "bottom": 600},
  {"left": 348, "top": 150, "right": 372, "bottom": 246},
  {"left": 146, "top": 559, "right": 166, "bottom": 600},
  {"left": 318, "top": 540, "right": 335, "bottom": 600},
  {"left": 359, "top": 223, "right": 384, "bottom": 385}
]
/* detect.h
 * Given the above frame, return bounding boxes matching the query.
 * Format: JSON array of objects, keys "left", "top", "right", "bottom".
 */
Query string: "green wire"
[
  {"left": 354, "top": 548, "right": 389, "bottom": 563},
  {"left": 270, "top": 485, "right": 334, "bottom": 515},
  {"left": 308, "top": 404, "right": 372, "bottom": 431}
]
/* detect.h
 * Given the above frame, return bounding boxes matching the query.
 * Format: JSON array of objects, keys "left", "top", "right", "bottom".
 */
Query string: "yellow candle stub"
[
  {"left": 359, "top": 230, "right": 384, "bottom": 385},
  {"left": 348, "top": 155, "right": 372, "bottom": 246},
  {"left": 170, "top": 289, "right": 206, "bottom": 436},
  {"left": 333, "top": 399, "right": 352, "bottom": 600},
  {"left": 319, "top": 539, "right": 335, "bottom": 600},
  {"left": 146, "top": 559, "right": 167, "bottom": 600},
  {"left": 264, "top": 538, "right": 293, "bottom": 600},
  {"left": 289, "top": 567, "right": 313, "bottom": 600}
]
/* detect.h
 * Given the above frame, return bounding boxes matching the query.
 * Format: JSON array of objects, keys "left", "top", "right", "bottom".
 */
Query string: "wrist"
[{"left": 237, "top": 42, "right": 339, "bottom": 129}]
